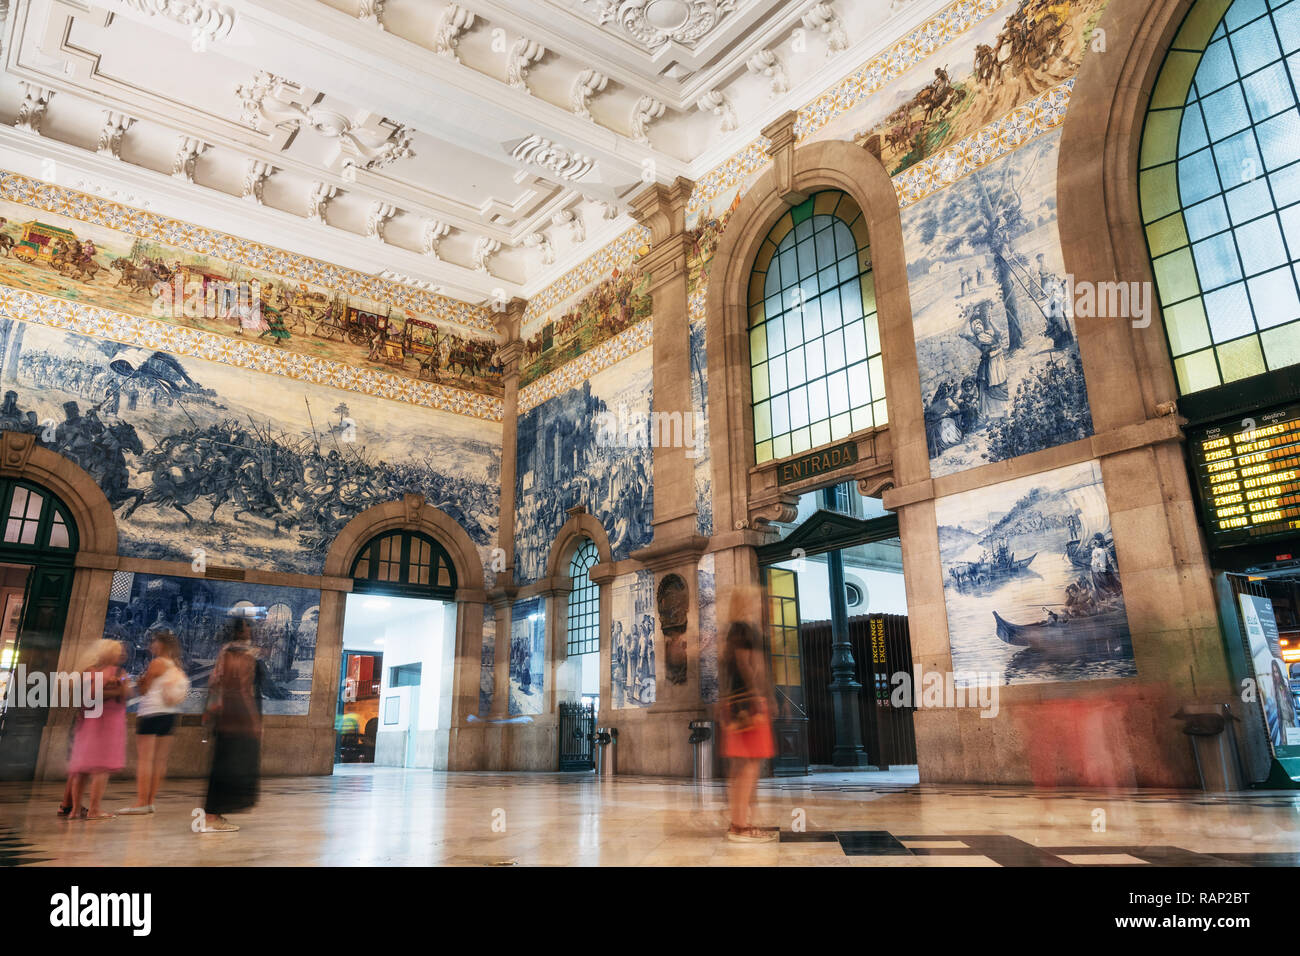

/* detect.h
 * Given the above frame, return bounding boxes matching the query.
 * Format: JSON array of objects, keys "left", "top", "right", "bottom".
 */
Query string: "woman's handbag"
[{"left": 721, "top": 691, "right": 763, "bottom": 734}]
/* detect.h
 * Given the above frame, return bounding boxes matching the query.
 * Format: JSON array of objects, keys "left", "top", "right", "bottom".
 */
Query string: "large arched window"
[
  {"left": 748, "top": 190, "right": 884, "bottom": 465},
  {"left": 1140, "top": 0, "right": 1300, "bottom": 395},
  {"left": 566, "top": 538, "right": 599, "bottom": 657}
]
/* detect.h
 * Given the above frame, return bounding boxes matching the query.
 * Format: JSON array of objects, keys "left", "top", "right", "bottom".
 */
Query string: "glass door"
[{"left": 764, "top": 566, "right": 809, "bottom": 775}]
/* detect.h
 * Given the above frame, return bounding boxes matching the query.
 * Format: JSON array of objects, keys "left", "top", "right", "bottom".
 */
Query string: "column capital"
[
  {"left": 493, "top": 296, "right": 528, "bottom": 344},
  {"left": 629, "top": 175, "right": 695, "bottom": 245}
]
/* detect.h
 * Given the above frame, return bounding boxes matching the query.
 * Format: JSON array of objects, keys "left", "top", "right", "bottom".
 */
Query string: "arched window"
[
  {"left": 350, "top": 530, "right": 457, "bottom": 600},
  {"left": 748, "top": 190, "right": 884, "bottom": 465},
  {"left": 566, "top": 538, "right": 599, "bottom": 656},
  {"left": 0, "top": 479, "right": 77, "bottom": 556},
  {"left": 1140, "top": 0, "right": 1300, "bottom": 395}
]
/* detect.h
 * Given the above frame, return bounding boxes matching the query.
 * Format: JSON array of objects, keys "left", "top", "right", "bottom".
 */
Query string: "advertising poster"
[{"left": 1240, "top": 593, "right": 1300, "bottom": 751}]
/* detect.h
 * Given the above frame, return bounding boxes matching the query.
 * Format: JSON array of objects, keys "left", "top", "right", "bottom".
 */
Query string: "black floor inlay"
[
  {"left": 834, "top": 830, "right": 912, "bottom": 856},
  {"left": 779, "top": 830, "right": 839, "bottom": 843}
]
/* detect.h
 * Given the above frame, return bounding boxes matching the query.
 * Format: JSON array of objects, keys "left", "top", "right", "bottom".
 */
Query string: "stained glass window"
[
  {"left": 748, "top": 190, "right": 885, "bottom": 465},
  {"left": 1140, "top": 0, "right": 1300, "bottom": 394},
  {"left": 566, "top": 538, "right": 599, "bottom": 656}
]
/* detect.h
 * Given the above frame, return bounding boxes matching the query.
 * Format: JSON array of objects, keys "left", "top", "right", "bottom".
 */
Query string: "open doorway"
[
  {"left": 337, "top": 593, "right": 450, "bottom": 769},
  {"left": 338, "top": 528, "right": 461, "bottom": 772},
  {"left": 757, "top": 481, "right": 917, "bottom": 777}
]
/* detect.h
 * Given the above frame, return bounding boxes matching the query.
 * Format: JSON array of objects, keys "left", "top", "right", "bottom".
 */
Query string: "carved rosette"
[{"left": 615, "top": 0, "right": 737, "bottom": 49}]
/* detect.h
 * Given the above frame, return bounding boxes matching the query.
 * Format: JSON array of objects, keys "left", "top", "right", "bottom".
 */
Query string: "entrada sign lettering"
[{"left": 776, "top": 442, "right": 859, "bottom": 486}]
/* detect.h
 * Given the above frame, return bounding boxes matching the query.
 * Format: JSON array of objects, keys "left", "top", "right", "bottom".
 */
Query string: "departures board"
[{"left": 1189, "top": 402, "right": 1300, "bottom": 549}]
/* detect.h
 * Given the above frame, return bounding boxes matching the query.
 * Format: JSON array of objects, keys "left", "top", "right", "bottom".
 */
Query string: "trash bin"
[
  {"left": 592, "top": 727, "right": 617, "bottom": 777},
  {"left": 1174, "top": 704, "right": 1243, "bottom": 792},
  {"left": 689, "top": 719, "right": 714, "bottom": 781}
]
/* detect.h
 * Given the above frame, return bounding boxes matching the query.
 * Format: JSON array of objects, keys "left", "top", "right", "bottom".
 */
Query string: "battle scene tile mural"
[
  {"left": 0, "top": 318, "right": 500, "bottom": 575},
  {"left": 936, "top": 459, "right": 1136, "bottom": 687}
]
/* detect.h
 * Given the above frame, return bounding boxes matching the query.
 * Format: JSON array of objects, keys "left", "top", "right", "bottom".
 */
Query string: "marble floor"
[{"left": 3, "top": 765, "right": 1300, "bottom": 866}]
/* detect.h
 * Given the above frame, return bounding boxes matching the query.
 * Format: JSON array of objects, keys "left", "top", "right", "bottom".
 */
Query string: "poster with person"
[{"left": 1240, "top": 594, "right": 1300, "bottom": 751}]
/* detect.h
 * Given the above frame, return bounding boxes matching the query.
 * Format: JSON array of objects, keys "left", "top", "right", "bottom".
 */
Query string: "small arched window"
[
  {"left": 0, "top": 479, "right": 77, "bottom": 556},
  {"left": 350, "top": 530, "right": 457, "bottom": 600},
  {"left": 748, "top": 189, "right": 884, "bottom": 464},
  {"left": 1139, "top": 0, "right": 1300, "bottom": 394},
  {"left": 566, "top": 538, "right": 599, "bottom": 656}
]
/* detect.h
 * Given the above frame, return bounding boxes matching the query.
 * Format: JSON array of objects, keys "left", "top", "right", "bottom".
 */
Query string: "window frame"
[
  {"left": 350, "top": 530, "right": 457, "bottom": 600},
  {"left": 1138, "top": 0, "right": 1300, "bottom": 396},
  {"left": 566, "top": 537, "right": 600, "bottom": 658},
  {"left": 0, "top": 478, "right": 78, "bottom": 562},
  {"left": 746, "top": 189, "right": 885, "bottom": 465}
]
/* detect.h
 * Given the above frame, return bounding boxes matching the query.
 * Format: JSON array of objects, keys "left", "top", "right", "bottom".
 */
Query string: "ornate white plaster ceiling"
[{"left": 0, "top": 0, "right": 950, "bottom": 308}]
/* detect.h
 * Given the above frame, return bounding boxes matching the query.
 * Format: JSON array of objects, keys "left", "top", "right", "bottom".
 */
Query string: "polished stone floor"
[{"left": 2, "top": 765, "right": 1300, "bottom": 866}]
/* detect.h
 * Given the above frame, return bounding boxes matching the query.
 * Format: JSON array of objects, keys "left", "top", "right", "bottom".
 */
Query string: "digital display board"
[{"left": 1189, "top": 402, "right": 1300, "bottom": 549}]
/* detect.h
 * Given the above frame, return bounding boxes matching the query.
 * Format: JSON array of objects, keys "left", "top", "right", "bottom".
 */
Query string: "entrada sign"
[{"left": 776, "top": 441, "right": 859, "bottom": 486}]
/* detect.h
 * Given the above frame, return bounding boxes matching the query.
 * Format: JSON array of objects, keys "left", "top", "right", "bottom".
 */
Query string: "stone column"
[
  {"left": 494, "top": 298, "right": 526, "bottom": 581},
  {"left": 622, "top": 177, "right": 717, "bottom": 773}
]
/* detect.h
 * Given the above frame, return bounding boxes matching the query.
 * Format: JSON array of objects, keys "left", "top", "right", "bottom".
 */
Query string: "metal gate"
[
  {"left": 799, "top": 613, "right": 917, "bottom": 767},
  {"left": 558, "top": 701, "right": 596, "bottom": 771}
]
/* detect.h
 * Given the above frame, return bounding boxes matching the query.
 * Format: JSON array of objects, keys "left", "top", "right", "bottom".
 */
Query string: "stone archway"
[
  {"left": 0, "top": 431, "right": 122, "bottom": 780},
  {"left": 323, "top": 493, "right": 489, "bottom": 770},
  {"left": 325, "top": 492, "right": 486, "bottom": 594},
  {"left": 702, "top": 122, "right": 921, "bottom": 542}
]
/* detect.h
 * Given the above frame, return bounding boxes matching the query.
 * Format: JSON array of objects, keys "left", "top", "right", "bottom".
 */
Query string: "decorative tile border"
[
  {"left": 795, "top": 0, "right": 1006, "bottom": 143},
  {"left": 687, "top": 0, "right": 1007, "bottom": 221},
  {"left": 0, "top": 285, "right": 504, "bottom": 422},
  {"left": 523, "top": 226, "right": 649, "bottom": 327},
  {"left": 687, "top": 138, "right": 771, "bottom": 224},
  {"left": 518, "top": 318, "right": 653, "bottom": 414},
  {"left": 0, "top": 171, "right": 495, "bottom": 335},
  {"left": 893, "top": 79, "right": 1073, "bottom": 206}
]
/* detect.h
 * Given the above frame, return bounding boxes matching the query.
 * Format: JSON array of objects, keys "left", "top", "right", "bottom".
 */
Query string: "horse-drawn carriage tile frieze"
[{"left": 0, "top": 181, "right": 506, "bottom": 406}]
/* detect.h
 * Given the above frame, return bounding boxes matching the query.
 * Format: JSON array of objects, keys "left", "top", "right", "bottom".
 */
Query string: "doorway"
[
  {"left": 337, "top": 529, "right": 458, "bottom": 771},
  {"left": 0, "top": 479, "right": 78, "bottom": 781},
  {"left": 757, "top": 481, "right": 917, "bottom": 775}
]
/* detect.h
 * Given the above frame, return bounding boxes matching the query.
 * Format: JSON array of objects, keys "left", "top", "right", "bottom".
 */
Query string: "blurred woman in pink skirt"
[{"left": 66, "top": 639, "right": 131, "bottom": 821}]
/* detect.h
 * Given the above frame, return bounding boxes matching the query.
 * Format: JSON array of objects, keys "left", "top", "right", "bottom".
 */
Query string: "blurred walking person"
[
  {"left": 67, "top": 639, "right": 130, "bottom": 821},
  {"left": 718, "top": 588, "right": 776, "bottom": 843},
  {"left": 198, "top": 618, "right": 264, "bottom": 833},
  {"left": 120, "top": 629, "right": 188, "bottom": 815}
]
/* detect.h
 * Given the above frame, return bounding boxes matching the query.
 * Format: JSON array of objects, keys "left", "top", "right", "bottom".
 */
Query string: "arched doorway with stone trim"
[
  {"left": 700, "top": 117, "right": 930, "bottom": 777},
  {"left": 0, "top": 431, "right": 120, "bottom": 782},
  {"left": 539, "top": 507, "right": 613, "bottom": 770},
  {"left": 323, "top": 494, "right": 488, "bottom": 772}
]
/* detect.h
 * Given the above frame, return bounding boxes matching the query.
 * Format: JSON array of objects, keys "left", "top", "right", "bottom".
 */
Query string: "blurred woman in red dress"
[{"left": 718, "top": 588, "right": 777, "bottom": 843}]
